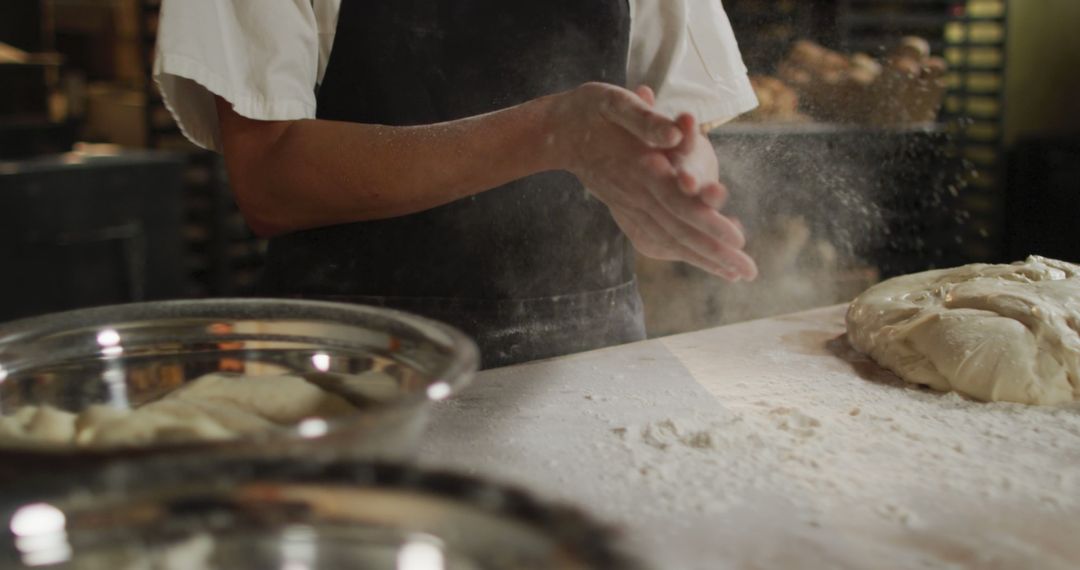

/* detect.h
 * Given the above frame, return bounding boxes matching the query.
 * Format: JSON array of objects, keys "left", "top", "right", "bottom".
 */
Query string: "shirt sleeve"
[
  {"left": 628, "top": 0, "right": 758, "bottom": 127},
  {"left": 153, "top": 0, "right": 321, "bottom": 152}
]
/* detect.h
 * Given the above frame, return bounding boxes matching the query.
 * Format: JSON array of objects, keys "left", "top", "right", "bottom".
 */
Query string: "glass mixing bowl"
[
  {"left": 0, "top": 458, "right": 641, "bottom": 570},
  {"left": 0, "top": 299, "right": 478, "bottom": 477}
]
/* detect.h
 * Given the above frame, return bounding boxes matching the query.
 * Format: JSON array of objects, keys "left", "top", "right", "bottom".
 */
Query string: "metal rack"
[
  {"left": 137, "top": 0, "right": 266, "bottom": 297},
  {"left": 837, "top": 0, "right": 1009, "bottom": 265},
  {"left": 940, "top": 0, "right": 1008, "bottom": 263},
  {"left": 837, "top": 0, "right": 960, "bottom": 54}
]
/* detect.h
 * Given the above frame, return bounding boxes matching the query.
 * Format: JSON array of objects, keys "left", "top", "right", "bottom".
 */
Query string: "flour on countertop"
[
  {"left": 608, "top": 387, "right": 1080, "bottom": 519},
  {"left": 608, "top": 326, "right": 1080, "bottom": 565},
  {"left": 420, "top": 307, "right": 1080, "bottom": 569},
  {"left": 602, "top": 322, "right": 1080, "bottom": 566}
]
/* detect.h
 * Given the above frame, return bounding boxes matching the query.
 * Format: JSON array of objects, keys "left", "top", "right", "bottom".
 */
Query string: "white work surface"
[{"left": 419, "top": 305, "right": 1080, "bottom": 570}]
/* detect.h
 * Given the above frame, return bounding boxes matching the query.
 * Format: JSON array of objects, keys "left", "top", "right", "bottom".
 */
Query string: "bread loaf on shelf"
[
  {"left": 742, "top": 76, "right": 811, "bottom": 123},
  {"left": 760, "top": 37, "right": 948, "bottom": 126}
]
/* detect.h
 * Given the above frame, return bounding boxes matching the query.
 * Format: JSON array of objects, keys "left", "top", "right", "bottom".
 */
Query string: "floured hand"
[{"left": 547, "top": 83, "right": 757, "bottom": 281}]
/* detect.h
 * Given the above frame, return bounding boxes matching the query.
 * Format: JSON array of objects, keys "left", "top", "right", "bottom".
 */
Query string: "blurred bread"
[
  {"left": 891, "top": 36, "right": 932, "bottom": 61},
  {"left": 775, "top": 38, "right": 948, "bottom": 125},
  {"left": 741, "top": 76, "right": 810, "bottom": 123}
]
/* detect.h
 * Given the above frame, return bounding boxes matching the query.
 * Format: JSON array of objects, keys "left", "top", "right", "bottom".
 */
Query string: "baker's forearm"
[
  {"left": 218, "top": 82, "right": 758, "bottom": 280},
  {"left": 217, "top": 96, "right": 558, "bottom": 236}
]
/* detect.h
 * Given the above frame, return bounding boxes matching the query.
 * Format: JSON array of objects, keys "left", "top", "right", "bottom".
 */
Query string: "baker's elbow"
[
  {"left": 242, "top": 212, "right": 287, "bottom": 239},
  {"left": 214, "top": 97, "right": 298, "bottom": 238},
  {"left": 238, "top": 204, "right": 290, "bottom": 239},
  {"left": 228, "top": 172, "right": 290, "bottom": 239}
]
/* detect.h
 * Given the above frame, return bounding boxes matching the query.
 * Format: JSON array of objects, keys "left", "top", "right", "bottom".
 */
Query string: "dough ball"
[
  {"left": 0, "top": 412, "right": 29, "bottom": 440},
  {"left": 0, "top": 372, "right": 358, "bottom": 448},
  {"left": 74, "top": 404, "right": 129, "bottom": 437},
  {"left": 13, "top": 406, "right": 37, "bottom": 424},
  {"left": 847, "top": 256, "right": 1080, "bottom": 405},
  {"left": 181, "top": 399, "right": 277, "bottom": 436},
  {"left": 82, "top": 400, "right": 234, "bottom": 447},
  {"left": 169, "top": 373, "right": 356, "bottom": 424},
  {"left": 0, "top": 406, "right": 77, "bottom": 445},
  {"left": 25, "top": 406, "right": 78, "bottom": 444}
]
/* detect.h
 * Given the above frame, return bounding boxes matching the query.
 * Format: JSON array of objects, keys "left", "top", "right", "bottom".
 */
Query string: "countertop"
[{"left": 420, "top": 305, "right": 1080, "bottom": 569}]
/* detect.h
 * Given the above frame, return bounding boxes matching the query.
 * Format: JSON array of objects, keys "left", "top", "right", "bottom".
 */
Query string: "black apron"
[{"left": 259, "top": 0, "right": 645, "bottom": 369}]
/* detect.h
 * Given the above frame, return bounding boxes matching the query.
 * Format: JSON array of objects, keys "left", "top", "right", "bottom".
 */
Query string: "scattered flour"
[
  {"left": 598, "top": 319, "right": 1080, "bottom": 566},
  {"left": 607, "top": 354, "right": 1080, "bottom": 521},
  {"left": 591, "top": 308, "right": 1080, "bottom": 567},
  {"left": 422, "top": 306, "right": 1080, "bottom": 569}
]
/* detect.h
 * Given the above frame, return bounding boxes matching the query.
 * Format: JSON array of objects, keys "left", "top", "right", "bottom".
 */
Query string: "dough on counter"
[
  {"left": 0, "top": 372, "right": 358, "bottom": 449},
  {"left": 847, "top": 256, "right": 1080, "bottom": 405}
]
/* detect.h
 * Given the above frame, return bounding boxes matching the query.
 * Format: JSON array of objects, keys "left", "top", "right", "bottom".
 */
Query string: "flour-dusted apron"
[{"left": 259, "top": 0, "right": 645, "bottom": 369}]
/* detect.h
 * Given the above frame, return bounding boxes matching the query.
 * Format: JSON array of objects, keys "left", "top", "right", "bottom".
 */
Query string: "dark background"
[{"left": 0, "top": 0, "right": 1077, "bottom": 325}]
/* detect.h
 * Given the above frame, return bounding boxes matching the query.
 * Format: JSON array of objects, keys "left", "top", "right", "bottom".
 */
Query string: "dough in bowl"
[
  {"left": 0, "top": 373, "right": 357, "bottom": 448},
  {"left": 846, "top": 256, "right": 1080, "bottom": 405}
]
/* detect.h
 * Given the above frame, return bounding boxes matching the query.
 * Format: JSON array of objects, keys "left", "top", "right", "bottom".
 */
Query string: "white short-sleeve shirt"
[{"left": 154, "top": 0, "right": 758, "bottom": 152}]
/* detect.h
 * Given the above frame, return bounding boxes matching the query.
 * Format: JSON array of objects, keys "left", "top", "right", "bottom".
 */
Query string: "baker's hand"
[
  {"left": 654, "top": 97, "right": 728, "bottom": 210},
  {"left": 546, "top": 82, "right": 757, "bottom": 281}
]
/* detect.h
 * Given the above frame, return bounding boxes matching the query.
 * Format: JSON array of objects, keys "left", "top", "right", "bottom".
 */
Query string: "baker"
[{"left": 155, "top": 0, "right": 760, "bottom": 368}]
